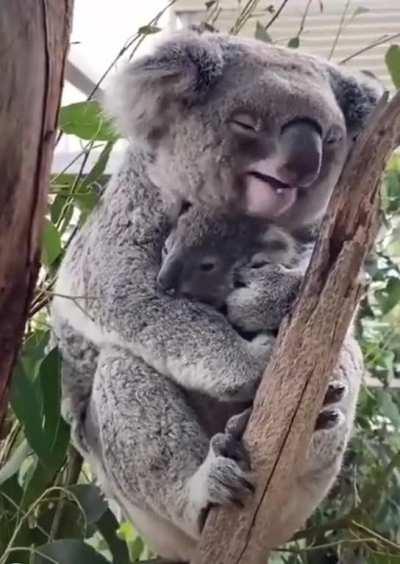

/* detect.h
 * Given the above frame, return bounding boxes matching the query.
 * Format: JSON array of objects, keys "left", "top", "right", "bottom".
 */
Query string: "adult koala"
[{"left": 51, "top": 31, "right": 381, "bottom": 561}]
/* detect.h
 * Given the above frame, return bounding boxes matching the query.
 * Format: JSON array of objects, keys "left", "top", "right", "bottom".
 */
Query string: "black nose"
[
  {"left": 157, "top": 259, "right": 182, "bottom": 294},
  {"left": 279, "top": 119, "right": 322, "bottom": 187}
]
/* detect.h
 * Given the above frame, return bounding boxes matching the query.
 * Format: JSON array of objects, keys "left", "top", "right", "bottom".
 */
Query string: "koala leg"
[
  {"left": 52, "top": 320, "right": 100, "bottom": 455},
  {"left": 84, "top": 345, "right": 253, "bottom": 562}
]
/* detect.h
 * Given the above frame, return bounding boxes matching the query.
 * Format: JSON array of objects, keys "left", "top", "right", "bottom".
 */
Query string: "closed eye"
[
  {"left": 230, "top": 113, "right": 259, "bottom": 134},
  {"left": 251, "top": 260, "right": 268, "bottom": 269},
  {"left": 199, "top": 260, "right": 217, "bottom": 272}
]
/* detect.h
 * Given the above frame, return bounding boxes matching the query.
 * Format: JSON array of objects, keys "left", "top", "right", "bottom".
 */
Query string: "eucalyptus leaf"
[
  {"left": 137, "top": 25, "right": 161, "bottom": 35},
  {"left": 255, "top": 21, "right": 272, "bottom": 43},
  {"left": 10, "top": 362, "right": 45, "bottom": 460},
  {"left": 34, "top": 539, "right": 110, "bottom": 564},
  {"left": 287, "top": 37, "right": 300, "bottom": 48},
  {"left": 59, "top": 101, "right": 119, "bottom": 141},
  {"left": 42, "top": 219, "right": 62, "bottom": 266},
  {"left": 385, "top": 45, "right": 400, "bottom": 89}
]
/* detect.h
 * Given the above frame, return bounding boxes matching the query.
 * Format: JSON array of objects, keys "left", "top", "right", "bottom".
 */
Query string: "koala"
[
  {"left": 51, "top": 30, "right": 380, "bottom": 562},
  {"left": 158, "top": 204, "right": 301, "bottom": 308}
]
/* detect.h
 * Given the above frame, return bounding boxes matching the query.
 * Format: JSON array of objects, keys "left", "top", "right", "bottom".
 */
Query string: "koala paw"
[
  {"left": 324, "top": 380, "right": 348, "bottom": 405},
  {"left": 246, "top": 332, "right": 275, "bottom": 366},
  {"left": 189, "top": 409, "right": 254, "bottom": 512},
  {"left": 315, "top": 407, "right": 345, "bottom": 431},
  {"left": 227, "top": 264, "right": 302, "bottom": 333},
  {"left": 314, "top": 380, "right": 348, "bottom": 431}
]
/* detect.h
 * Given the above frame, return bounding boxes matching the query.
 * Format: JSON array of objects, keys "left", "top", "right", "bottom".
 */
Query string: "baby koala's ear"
[{"left": 103, "top": 31, "right": 224, "bottom": 141}]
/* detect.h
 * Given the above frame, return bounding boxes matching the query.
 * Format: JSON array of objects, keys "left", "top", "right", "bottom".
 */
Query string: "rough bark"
[
  {"left": 0, "top": 1, "right": 74, "bottom": 426},
  {"left": 194, "top": 91, "right": 400, "bottom": 564}
]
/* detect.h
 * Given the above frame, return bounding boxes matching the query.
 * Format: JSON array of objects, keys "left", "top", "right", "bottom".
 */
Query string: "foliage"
[{"left": 1, "top": 1, "right": 400, "bottom": 563}]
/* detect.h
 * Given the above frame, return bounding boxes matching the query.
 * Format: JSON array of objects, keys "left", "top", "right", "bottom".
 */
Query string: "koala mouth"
[
  {"left": 250, "top": 171, "right": 292, "bottom": 191},
  {"left": 245, "top": 171, "right": 298, "bottom": 218}
]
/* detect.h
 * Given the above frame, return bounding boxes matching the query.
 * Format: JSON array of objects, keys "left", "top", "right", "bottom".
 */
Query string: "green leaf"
[
  {"left": 351, "top": 6, "right": 370, "bottom": 18},
  {"left": 38, "top": 348, "right": 70, "bottom": 468},
  {"left": 255, "top": 21, "right": 272, "bottom": 43},
  {"left": 10, "top": 362, "right": 45, "bottom": 460},
  {"left": 59, "top": 101, "right": 119, "bottom": 141},
  {"left": 117, "top": 522, "right": 146, "bottom": 561},
  {"left": 137, "top": 25, "right": 161, "bottom": 35},
  {"left": 288, "top": 37, "right": 300, "bottom": 48},
  {"left": 42, "top": 219, "right": 62, "bottom": 266},
  {"left": 68, "top": 484, "right": 108, "bottom": 524},
  {"left": 378, "top": 391, "right": 400, "bottom": 427},
  {"left": 380, "top": 277, "right": 400, "bottom": 314},
  {"left": 34, "top": 539, "right": 111, "bottom": 564},
  {"left": 97, "top": 508, "right": 131, "bottom": 564},
  {"left": 369, "top": 555, "right": 400, "bottom": 564},
  {"left": 385, "top": 45, "right": 400, "bottom": 89},
  {"left": 21, "top": 456, "right": 57, "bottom": 508},
  {"left": 11, "top": 349, "right": 69, "bottom": 471}
]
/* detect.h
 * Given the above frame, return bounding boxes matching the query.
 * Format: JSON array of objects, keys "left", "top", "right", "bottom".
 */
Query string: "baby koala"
[{"left": 158, "top": 204, "right": 311, "bottom": 331}]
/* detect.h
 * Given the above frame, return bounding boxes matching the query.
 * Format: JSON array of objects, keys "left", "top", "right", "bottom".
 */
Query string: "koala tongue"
[{"left": 245, "top": 175, "right": 297, "bottom": 217}]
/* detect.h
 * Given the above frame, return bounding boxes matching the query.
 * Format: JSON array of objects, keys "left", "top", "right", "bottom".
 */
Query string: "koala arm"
[
  {"left": 53, "top": 190, "right": 272, "bottom": 403},
  {"left": 101, "top": 275, "right": 270, "bottom": 401}
]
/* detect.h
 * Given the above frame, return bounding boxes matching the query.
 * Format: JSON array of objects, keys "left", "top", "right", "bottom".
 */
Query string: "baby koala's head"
[{"left": 157, "top": 205, "right": 297, "bottom": 308}]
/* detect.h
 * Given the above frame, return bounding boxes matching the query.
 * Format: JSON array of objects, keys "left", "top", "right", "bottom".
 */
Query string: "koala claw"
[
  {"left": 191, "top": 410, "right": 254, "bottom": 512},
  {"left": 324, "top": 380, "right": 348, "bottom": 405},
  {"left": 315, "top": 407, "right": 344, "bottom": 431},
  {"left": 207, "top": 432, "right": 255, "bottom": 505},
  {"left": 225, "top": 407, "right": 252, "bottom": 440}
]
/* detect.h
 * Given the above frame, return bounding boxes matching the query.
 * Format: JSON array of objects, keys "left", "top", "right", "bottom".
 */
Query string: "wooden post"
[
  {"left": 194, "top": 92, "right": 400, "bottom": 563},
  {"left": 0, "top": 1, "right": 74, "bottom": 427}
]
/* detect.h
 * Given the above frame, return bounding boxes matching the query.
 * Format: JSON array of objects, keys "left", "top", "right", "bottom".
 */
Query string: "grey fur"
[
  {"left": 51, "top": 31, "right": 377, "bottom": 561},
  {"left": 158, "top": 205, "right": 300, "bottom": 308}
]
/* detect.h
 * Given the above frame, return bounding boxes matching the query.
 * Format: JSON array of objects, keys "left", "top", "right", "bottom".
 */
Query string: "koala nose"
[
  {"left": 278, "top": 119, "right": 322, "bottom": 187},
  {"left": 157, "top": 258, "right": 182, "bottom": 294}
]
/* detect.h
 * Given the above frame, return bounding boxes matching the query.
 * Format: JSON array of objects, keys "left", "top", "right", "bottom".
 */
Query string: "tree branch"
[
  {"left": 0, "top": 0, "right": 73, "bottom": 427},
  {"left": 194, "top": 91, "right": 400, "bottom": 563}
]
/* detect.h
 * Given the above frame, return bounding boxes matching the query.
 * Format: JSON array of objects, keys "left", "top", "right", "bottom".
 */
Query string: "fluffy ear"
[
  {"left": 103, "top": 31, "right": 224, "bottom": 141},
  {"left": 328, "top": 65, "right": 385, "bottom": 139}
]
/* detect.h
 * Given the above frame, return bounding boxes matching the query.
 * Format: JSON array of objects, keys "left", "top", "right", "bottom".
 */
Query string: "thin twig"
[
  {"left": 264, "top": 0, "right": 290, "bottom": 31},
  {"left": 339, "top": 31, "right": 400, "bottom": 64},
  {"left": 328, "top": 0, "right": 351, "bottom": 60}
]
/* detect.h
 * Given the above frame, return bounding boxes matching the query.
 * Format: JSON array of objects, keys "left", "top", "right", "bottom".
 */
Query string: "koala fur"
[
  {"left": 51, "top": 30, "right": 378, "bottom": 561},
  {"left": 158, "top": 204, "right": 301, "bottom": 309}
]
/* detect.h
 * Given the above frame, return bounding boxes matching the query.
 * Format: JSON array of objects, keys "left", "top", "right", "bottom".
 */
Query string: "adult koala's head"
[{"left": 105, "top": 30, "right": 383, "bottom": 228}]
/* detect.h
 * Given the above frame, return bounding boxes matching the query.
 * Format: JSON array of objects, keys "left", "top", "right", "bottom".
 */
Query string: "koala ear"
[
  {"left": 103, "top": 31, "right": 224, "bottom": 141},
  {"left": 327, "top": 65, "right": 385, "bottom": 139}
]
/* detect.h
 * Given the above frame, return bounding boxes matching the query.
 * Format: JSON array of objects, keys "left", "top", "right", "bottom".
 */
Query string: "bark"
[
  {"left": 0, "top": 1, "right": 73, "bottom": 427},
  {"left": 194, "top": 91, "right": 400, "bottom": 564}
]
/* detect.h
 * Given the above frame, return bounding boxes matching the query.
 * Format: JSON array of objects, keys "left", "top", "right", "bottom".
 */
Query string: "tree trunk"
[
  {"left": 0, "top": 1, "right": 74, "bottom": 427},
  {"left": 194, "top": 91, "right": 400, "bottom": 564}
]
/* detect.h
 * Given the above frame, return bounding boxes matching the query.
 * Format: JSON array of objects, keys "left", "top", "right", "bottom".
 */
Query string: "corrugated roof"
[{"left": 174, "top": 0, "right": 400, "bottom": 90}]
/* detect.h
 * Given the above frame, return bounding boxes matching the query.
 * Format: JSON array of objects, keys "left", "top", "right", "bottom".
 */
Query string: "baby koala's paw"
[
  {"left": 227, "top": 263, "right": 302, "bottom": 333},
  {"left": 246, "top": 332, "right": 275, "bottom": 368}
]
